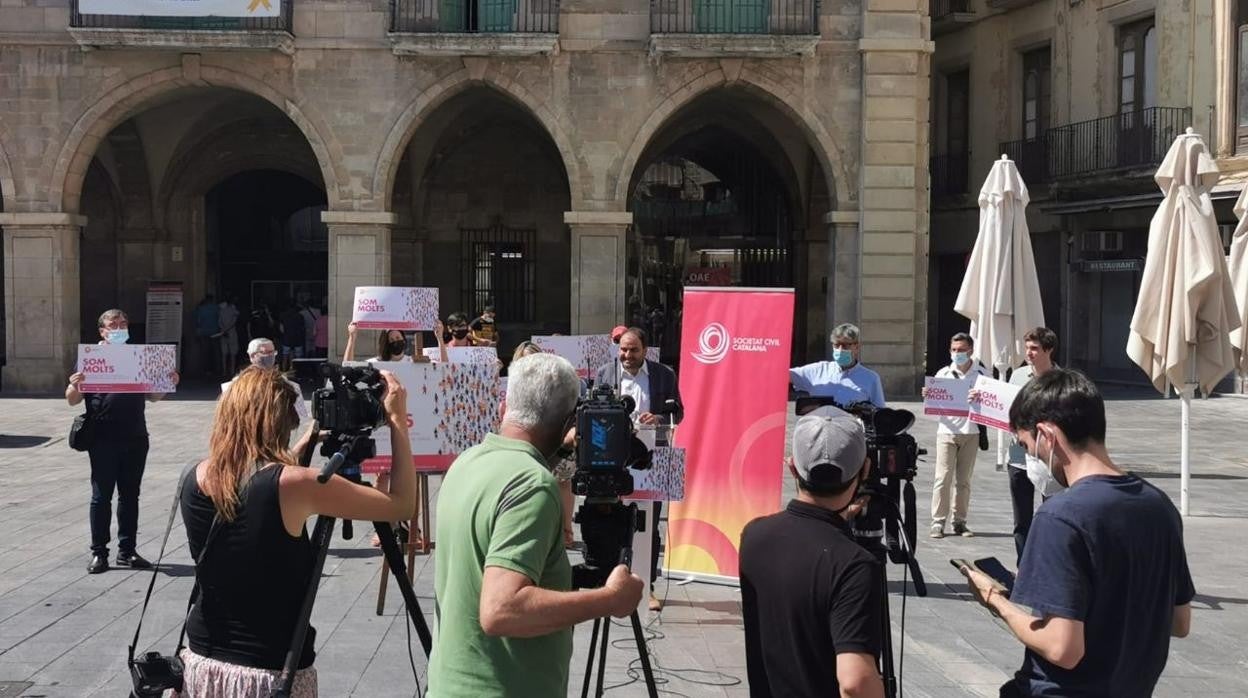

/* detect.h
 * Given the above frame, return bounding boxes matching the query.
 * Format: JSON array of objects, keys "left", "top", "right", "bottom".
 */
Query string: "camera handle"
[{"left": 271, "top": 438, "right": 433, "bottom": 698}]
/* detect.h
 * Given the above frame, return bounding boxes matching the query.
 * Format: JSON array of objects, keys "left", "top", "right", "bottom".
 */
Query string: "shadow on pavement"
[{"left": 0, "top": 435, "right": 52, "bottom": 449}]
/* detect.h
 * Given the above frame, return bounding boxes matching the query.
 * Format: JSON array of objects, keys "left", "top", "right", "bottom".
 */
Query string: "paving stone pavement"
[{"left": 0, "top": 384, "right": 1245, "bottom": 697}]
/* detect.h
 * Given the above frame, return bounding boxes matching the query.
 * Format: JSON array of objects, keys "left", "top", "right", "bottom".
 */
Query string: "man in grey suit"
[{"left": 594, "top": 326, "right": 684, "bottom": 611}]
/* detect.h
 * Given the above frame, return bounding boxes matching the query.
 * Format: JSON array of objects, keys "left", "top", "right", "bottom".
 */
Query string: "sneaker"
[
  {"left": 929, "top": 524, "right": 944, "bottom": 539},
  {"left": 88, "top": 554, "right": 109, "bottom": 574},
  {"left": 952, "top": 522, "right": 974, "bottom": 538},
  {"left": 116, "top": 552, "right": 152, "bottom": 569}
]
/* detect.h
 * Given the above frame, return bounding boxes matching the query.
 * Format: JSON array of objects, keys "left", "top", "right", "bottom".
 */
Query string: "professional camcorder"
[{"left": 312, "top": 362, "right": 387, "bottom": 436}]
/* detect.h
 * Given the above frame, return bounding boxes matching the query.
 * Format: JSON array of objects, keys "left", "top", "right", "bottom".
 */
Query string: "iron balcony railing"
[
  {"left": 650, "top": 0, "right": 820, "bottom": 35},
  {"left": 391, "top": 0, "right": 558, "bottom": 32},
  {"left": 1002, "top": 107, "right": 1191, "bottom": 182},
  {"left": 70, "top": 0, "right": 293, "bottom": 31},
  {"left": 931, "top": 0, "right": 972, "bottom": 18},
  {"left": 930, "top": 152, "right": 970, "bottom": 198}
]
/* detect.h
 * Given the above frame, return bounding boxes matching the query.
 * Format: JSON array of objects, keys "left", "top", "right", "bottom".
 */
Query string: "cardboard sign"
[
  {"left": 422, "top": 346, "right": 499, "bottom": 365},
  {"left": 77, "top": 344, "right": 177, "bottom": 393},
  {"left": 923, "top": 376, "right": 972, "bottom": 417},
  {"left": 626, "top": 447, "right": 687, "bottom": 502},
  {"left": 351, "top": 286, "right": 438, "bottom": 331},
  {"left": 969, "top": 375, "right": 1023, "bottom": 431},
  {"left": 530, "top": 335, "right": 660, "bottom": 379},
  {"left": 361, "top": 360, "right": 503, "bottom": 473}
]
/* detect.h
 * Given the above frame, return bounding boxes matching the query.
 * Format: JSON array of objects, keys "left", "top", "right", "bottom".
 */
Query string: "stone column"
[
  {"left": 323, "top": 211, "right": 396, "bottom": 360},
  {"left": 565, "top": 211, "right": 631, "bottom": 334},
  {"left": 0, "top": 213, "right": 86, "bottom": 393},
  {"left": 825, "top": 211, "right": 862, "bottom": 354},
  {"left": 857, "top": 2, "right": 933, "bottom": 398}
]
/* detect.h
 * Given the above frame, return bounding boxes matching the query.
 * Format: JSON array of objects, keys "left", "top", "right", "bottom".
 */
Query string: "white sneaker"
[{"left": 930, "top": 524, "right": 944, "bottom": 539}]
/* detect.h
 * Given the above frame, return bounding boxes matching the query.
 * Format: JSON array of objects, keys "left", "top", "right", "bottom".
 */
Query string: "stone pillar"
[
  {"left": 0, "top": 213, "right": 86, "bottom": 393},
  {"left": 858, "top": 2, "right": 933, "bottom": 398},
  {"left": 825, "top": 211, "right": 861, "bottom": 356},
  {"left": 565, "top": 211, "right": 631, "bottom": 334},
  {"left": 323, "top": 211, "right": 396, "bottom": 360}
]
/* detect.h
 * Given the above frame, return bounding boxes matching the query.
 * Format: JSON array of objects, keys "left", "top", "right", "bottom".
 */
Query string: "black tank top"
[{"left": 180, "top": 464, "right": 316, "bottom": 670}]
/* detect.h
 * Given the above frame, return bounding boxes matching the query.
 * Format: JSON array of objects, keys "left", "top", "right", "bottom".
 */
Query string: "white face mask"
[{"left": 1025, "top": 432, "right": 1066, "bottom": 497}]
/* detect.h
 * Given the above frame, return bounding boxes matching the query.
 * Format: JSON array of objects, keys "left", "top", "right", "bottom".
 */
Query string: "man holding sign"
[{"left": 923, "top": 333, "right": 988, "bottom": 539}]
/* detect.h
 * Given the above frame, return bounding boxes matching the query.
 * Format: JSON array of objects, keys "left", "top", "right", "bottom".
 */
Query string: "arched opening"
[
  {"left": 625, "top": 89, "right": 834, "bottom": 364},
  {"left": 76, "top": 88, "right": 327, "bottom": 378},
  {"left": 388, "top": 87, "right": 572, "bottom": 356}
]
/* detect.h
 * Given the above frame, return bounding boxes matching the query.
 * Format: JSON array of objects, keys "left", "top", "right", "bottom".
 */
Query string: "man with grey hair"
[
  {"left": 219, "top": 338, "right": 308, "bottom": 420},
  {"left": 429, "top": 352, "right": 644, "bottom": 697},
  {"left": 790, "top": 323, "right": 886, "bottom": 408}
]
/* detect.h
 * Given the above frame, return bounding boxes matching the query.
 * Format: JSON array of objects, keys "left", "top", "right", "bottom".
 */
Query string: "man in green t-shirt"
[{"left": 429, "top": 352, "right": 644, "bottom": 697}]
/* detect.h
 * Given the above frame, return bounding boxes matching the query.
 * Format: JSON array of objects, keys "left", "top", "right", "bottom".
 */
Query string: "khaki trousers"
[{"left": 931, "top": 432, "right": 978, "bottom": 526}]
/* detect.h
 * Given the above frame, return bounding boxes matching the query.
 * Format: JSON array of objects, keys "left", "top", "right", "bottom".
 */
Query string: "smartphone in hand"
[{"left": 951, "top": 557, "right": 1015, "bottom": 596}]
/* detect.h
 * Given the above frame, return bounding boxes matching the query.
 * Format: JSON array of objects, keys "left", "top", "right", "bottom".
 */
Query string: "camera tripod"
[
  {"left": 572, "top": 499, "right": 659, "bottom": 698},
  {"left": 272, "top": 433, "right": 433, "bottom": 698},
  {"left": 858, "top": 479, "right": 927, "bottom": 698}
]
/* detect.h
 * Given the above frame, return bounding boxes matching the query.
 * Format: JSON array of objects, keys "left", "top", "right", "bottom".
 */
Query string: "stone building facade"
[
  {"left": 929, "top": 0, "right": 1242, "bottom": 390},
  {"left": 0, "top": 0, "right": 933, "bottom": 394}
]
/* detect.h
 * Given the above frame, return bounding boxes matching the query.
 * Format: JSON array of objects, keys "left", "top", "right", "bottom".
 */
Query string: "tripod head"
[{"left": 857, "top": 480, "right": 926, "bottom": 597}]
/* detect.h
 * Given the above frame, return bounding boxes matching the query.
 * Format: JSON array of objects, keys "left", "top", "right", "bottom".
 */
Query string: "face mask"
[
  {"left": 1025, "top": 432, "right": 1067, "bottom": 497},
  {"left": 951, "top": 351, "right": 970, "bottom": 366},
  {"left": 105, "top": 329, "right": 129, "bottom": 345},
  {"left": 833, "top": 348, "right": 854, "bottom": 368},
  {"left": 388, "top": 340, "right": 407, "bottom": 356},
  {"left": 451, "top": 329, "right": 469, "bottom": 340},
  {"left": 483, "top": 314, "right": 494, "bottom": 323},
  {"left": 255, "top": 354, "right": 277, "bottom": 369}
]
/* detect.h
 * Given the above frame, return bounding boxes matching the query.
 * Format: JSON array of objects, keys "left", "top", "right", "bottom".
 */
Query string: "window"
[
  {"left": 946, "top": 69, "right": 971, "bottom": 156},
  {"left": 1022, "top": 47, "right": 1051, "bottom": 140},
  {"left": 1118, "top": 17, "right": 1156, "bottom": 114},
  {"left": 1237, "top": 0, "right": 1248, "bottom": 151},
  {"left": 460, "top": 225, "right": 536, "bottom": 322}
]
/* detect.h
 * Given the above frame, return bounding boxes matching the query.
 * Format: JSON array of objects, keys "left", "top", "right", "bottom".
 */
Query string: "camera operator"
[
  {"left": 740, "top": 411, "right": 884, "bottom": 698},
  {"left": 177, "top": 367, "right": 414, "bottom": 697},
  {"left": 924, "top": 332, "right": 989, "bottom": 539},
  {"left": 790, "top": 323, "right": 885, "bottom": 408},
  {"left": 67, "top": 309, "right": 178, "bottom": 575},
  {"left": 429, "top": 353, "right": 644, "bottom": 698},
  {"left": 961, "top": 369, "right": 1194, "bottom": 698},
  {"left": 593, "top": 326, "right": 683, "bottom": 611}
]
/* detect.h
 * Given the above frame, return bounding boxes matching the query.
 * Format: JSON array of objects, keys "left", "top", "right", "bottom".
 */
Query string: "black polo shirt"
[{"left": 740, "top": 499, "right": 883, "bottom": 698}]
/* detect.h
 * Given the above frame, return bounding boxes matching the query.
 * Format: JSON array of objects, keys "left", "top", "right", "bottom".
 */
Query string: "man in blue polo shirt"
[
  {"left": 790, "top": 323, "right": 885, "bottom": 409},
  {"left": 961, "top": 369, "right": 1194, "bottom": 697}
]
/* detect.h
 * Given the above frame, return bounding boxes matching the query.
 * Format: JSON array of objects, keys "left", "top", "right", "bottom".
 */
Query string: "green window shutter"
[{"left": 479, "top": 0, "right": 516, "bottom": 31}]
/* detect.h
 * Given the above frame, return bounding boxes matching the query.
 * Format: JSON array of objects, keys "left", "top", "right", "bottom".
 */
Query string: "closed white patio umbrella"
[
  {"left": 1127, "top": 128, "right": 1241, "bottom": 515},
  {"left": 1229, "top": 186, "right": 1248, "bottom": 383}
]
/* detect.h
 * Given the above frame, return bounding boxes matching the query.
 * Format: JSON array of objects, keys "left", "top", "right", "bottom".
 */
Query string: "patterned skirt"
[{"left": 172, "top": 648, "right": 318, "bottom": 698}]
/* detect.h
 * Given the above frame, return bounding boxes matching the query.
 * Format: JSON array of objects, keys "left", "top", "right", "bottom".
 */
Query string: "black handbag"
[
  {"left": 128, "top": 462, "right": 221, "bottom": 697},
  {"left": 68, "top": 412, "right": 93, "bottom": 452}
]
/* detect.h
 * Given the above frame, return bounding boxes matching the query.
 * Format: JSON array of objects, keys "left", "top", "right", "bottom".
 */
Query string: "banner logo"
[{"left": 691, "top": 323, "right": 730, "bottom": 365}]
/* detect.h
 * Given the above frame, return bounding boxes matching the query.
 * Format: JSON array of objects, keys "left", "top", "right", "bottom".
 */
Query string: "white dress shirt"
[
  {"left": 934, "top": 360, "right": 988, "bottom": 435},
  {"left": 618, "top": 361, "right": 651, "bottom": 420}
]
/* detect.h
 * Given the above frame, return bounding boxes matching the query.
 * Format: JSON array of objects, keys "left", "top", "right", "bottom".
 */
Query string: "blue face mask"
[
  {"left": 833, "top": 348, "right": 854, "bottom": 368},
  {"left": 951, "top": 351, "right": 970, "bottom": 366},
  {"left": 105, "top": 329, "right": 129, "bottom": 345}
]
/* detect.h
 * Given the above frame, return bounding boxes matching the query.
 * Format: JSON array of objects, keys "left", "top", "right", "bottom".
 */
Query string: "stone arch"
[
  {"left": 46, "top": 65, "right": 344, "bottom": 215},
  {"left": 611, "top": 66, "right": 849, "bottom": 212},
  {"left": 373, "top": 67, "right": 583, "bottom": 211}
]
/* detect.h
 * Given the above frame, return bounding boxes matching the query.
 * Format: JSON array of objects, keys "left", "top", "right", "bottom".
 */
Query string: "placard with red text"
[
  {"left": 77, "top": 344, "right": 177, "bottom": 393},
  {"left": 968, "top": 375, "right": 1022, "bottom": 431},
  {"left": 351, "top": 286, "right": 438, "bottom": 331}
]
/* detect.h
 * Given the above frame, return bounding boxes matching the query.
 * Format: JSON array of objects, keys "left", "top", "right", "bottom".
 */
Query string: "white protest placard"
[
  {"left": 77, "top": 344, "right": 177, "bottom": 393},
  {"left": 352, "top": 287, "right": 438, "bottom": 331},
  {"left": 79, "top": 0, "right": 280, "bottom": 17},
  {"left": 625, "top": 447, "right": 686, "bottom": 502},
  {"left": 923, "top": 376, "right": 972, "bottom": 418},
  {"left": 531, "top": 335, "right": 661, "bottom": 378},
  {"left": 969, "top": 375, "right": 1023, "bottom": 431},
  {"left": 422, "top": 346, "right": 499, "bottom": 365},
  {"left": 361, "top": 361, "right": 503, "bottom": 474}
]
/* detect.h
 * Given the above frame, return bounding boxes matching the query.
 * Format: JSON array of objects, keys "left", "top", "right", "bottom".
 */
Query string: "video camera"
[
  {"left": 795, "top": 397, "right": 922, "bottom": 564},
  {"left": 312, "top": 362, "right": 387, "bottom": 436}
]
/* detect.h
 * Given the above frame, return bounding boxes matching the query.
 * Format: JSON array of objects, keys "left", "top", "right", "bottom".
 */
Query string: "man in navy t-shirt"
[{"left": 960, "top": 369, "right": 1194, "bottom": 698}]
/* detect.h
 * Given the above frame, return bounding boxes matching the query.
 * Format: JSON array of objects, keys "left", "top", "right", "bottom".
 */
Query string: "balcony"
[
  {"left": 648, "top": 0, "right": 820, "bottom": 58},
  {"left": 931, "top": 0, "right": 974, "bottom": 36},
  {"left": 930, "top": 152, "right": 970, "bottom": 199},
  {"left": 68, "top": 0, "right": 294, "bottom": 53},
  {"left": 999, "top": 107, "right": 1191, "bottom": 184},
  {"left": 389, "top": 0, "right": 559, "bottom": 55}
]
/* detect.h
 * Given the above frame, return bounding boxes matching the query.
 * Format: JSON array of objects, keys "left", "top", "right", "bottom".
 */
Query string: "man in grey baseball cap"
[{"left": 739, "top": 411, "right": 884, "bottom": 697}]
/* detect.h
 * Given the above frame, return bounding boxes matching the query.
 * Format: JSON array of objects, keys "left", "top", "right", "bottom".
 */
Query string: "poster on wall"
[
  {"left": 79, "top": 0, "right": 281, "bottom": 17},
  {"left": 145, "top": 282, "right": 183, "bottom": 345}
]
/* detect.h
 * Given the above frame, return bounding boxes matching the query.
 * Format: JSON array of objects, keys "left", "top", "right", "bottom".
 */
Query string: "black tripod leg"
[
  {"left": 581, "top": 618, "right": 601, "bottom": 698},
  {"left": 629, "top": 611, "right": 659, "bottom": 698},
  {"left": 373, "top": 521, "right": 433, "bottom": 657},
  {"left": 878, "top": 564, "right": 898, "bottom": 698},
  {"left": 594, "top": 615, "right": 612, "bottom": 697},
  {"left": 272, "top": 515, "right": 337, "bottom": 698}
]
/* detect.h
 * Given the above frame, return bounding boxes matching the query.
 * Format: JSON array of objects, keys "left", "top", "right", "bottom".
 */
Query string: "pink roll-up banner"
[{"left": 668, "top": 287, "right": 794, "bottom": 583}]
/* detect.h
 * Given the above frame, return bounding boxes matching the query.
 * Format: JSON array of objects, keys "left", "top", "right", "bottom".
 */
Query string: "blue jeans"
[{"left": 88, "top": 436, "right": 149, "bottom": 556}]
